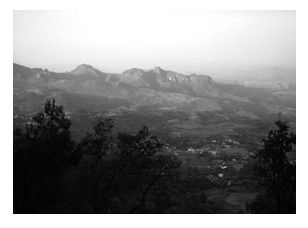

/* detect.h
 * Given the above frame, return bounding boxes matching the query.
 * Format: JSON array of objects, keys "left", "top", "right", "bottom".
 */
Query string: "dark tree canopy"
[
  {"left": 247, "top": 116, "right": 296, "bottom": 213},
  {"left": 71, "top": 123, "right": 182, "bottom": 213},
  {"left": 14, "top": 98, "right": 294, "bottom": 214},
  {"left": 14, "top": 98, "right": 76, "bottom": 213}
]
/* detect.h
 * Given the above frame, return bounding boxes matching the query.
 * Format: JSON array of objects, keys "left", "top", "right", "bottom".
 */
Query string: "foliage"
[
  {"left": 246, "top": 116, "right": 296, "bottom": 213},
  {"left": 14, "top": 99, "right": 76, "bottom": 213},
  {"left": 15, "top": 98, "right": 278, "bottom": 213},
  {"left": 14, "top": 99, "right": 194, "bottom": 213}
]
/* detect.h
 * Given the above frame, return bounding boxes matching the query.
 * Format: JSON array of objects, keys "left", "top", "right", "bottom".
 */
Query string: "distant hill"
[
  {"left": 13, "top": 63, "right": 295, "bottom": 120},
  {"left": 205, "top": 65, "right": 296, "bottom": 90}
]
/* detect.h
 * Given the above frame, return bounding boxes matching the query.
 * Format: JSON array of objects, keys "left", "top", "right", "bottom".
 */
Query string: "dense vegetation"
[
  {"left": 246, "top": 116, "right": 296, "bottom": 213},
  {"left": 13, "top": 99, "right": 296, "bottom": 213},
  {"left": 14, "top": 99, "right": 215, "bottom": 213}
]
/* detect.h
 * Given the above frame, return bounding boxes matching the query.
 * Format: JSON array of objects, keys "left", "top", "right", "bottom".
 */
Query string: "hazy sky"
[{"left": 13, "top": 10, "right": 295, "bottom": 73}]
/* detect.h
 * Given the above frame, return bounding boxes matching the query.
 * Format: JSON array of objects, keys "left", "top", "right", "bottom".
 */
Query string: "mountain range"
[{"left": 13, "top": 63, "right": 296, "bottom": 121}]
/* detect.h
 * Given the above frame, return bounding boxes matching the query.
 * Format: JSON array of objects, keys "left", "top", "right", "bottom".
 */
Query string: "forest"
[{"left": 13, "top": 99, "right": 296, "bottom": 214}]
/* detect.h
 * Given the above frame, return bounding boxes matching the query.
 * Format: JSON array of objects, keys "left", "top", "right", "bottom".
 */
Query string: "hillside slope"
[{"left": 13, "top": 63, "right": 295, "bottom": 120}]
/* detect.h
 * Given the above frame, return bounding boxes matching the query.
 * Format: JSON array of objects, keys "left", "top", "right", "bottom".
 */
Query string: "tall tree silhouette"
[
  {"left": 117, "top": 126, "right": 181, "bottom": 213},
  {"left": 14, "top": 99, "right": 75, "bottom": 213},
  {"left": 247, "top": 115, "right": 296, "bottom": 213},
  {"left": 71, "top": 118, "right": 118, "bottom": 213},
  {"left": 71, "top": 124, "right": 181, "bottom": 213}
]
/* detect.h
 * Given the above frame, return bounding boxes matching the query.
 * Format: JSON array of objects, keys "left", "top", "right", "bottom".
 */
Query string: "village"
[
  {"left": 163, "top": 135, "right": 255, "bottom": 187},
  {"left": 14, "top": 110, "right": 256, "bottom": 188}
]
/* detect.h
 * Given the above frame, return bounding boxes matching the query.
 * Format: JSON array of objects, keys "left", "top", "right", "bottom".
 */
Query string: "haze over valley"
[
  {"left": 14, "top": 62, "right": 295, "bottom": 145},
  {"left": 13, "top": 10, "right": 296, "bottom": 214}
]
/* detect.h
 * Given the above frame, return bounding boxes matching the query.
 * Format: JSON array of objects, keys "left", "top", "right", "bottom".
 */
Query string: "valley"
[{"left": 13, "top": 63, "right": 296, "bottom": 213}]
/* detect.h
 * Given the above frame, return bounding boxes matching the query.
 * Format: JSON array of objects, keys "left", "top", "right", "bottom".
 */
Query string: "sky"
[{"left": 13, "top": 10, "right": 295, "bottom": 73}]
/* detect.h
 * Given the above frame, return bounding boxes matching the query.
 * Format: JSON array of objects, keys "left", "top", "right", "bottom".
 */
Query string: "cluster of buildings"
[
  {"left": 182, "top": 137, "right": 241, "bottom": 156},
  {"left": 163, "top": 136, "right": 251, "bottom": 186}
]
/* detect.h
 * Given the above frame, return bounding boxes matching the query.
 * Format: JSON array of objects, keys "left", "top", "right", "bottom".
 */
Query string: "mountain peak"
[
  {"left": 153, "top": 66, "right": 165, "bottom": 74},
  {"left": 71, "top": 64, "right": 99, "bottom": 75},
  {"left": 123, "top": 68, "right": 145, "bottom": 74}
]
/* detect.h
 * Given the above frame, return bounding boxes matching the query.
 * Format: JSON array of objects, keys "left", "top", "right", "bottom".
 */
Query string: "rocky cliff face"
[
  {"left": 118, "top": 66, "right": 219, "bottom": 97},
  {"left": 14, "top": 63, "right": 294, "bottom": 117}
]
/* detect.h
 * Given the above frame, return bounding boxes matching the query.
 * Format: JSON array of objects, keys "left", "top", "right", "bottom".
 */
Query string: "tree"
[
  {"left": 14, "top": 98, "right": 76, "bottom": 213},
  {"left": 247, "top": 116, "right": 296, "bottom": 213},
  {"left": 70, "top": 123, "right": 181, "bottom": 213},
  {"left": 14, "top": 99, "right": 213, "bottom": 213},
  {"left": 117, "top": 126, "right": 181, "bottom": 213},
  {"left": 79, "top": 118, "right": 114, "bottom": 161},
  {"left": 71, "top": 118, "right": 118, "bottom": 213}
]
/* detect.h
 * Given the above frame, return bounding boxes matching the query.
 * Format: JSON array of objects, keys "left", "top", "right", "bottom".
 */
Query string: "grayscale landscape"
[{"left": 13, "top": 10, "right": 296, "bottom": 214}]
